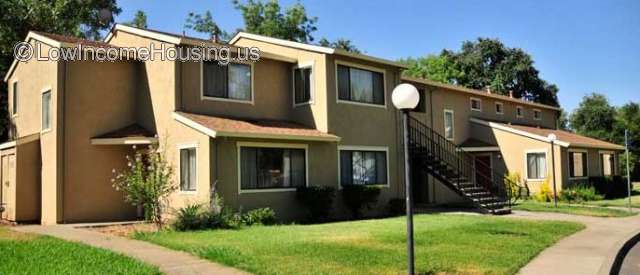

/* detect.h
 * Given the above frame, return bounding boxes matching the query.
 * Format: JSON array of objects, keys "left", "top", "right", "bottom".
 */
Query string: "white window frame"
[
  {"left": 533, "top": 109, "right": 542, "bottom": 121},
  {"left": 444, "top": 109, "right": 455, "bottom": 141},
  {"left": 292, "top": 61, "right": 315, "bottom": 107},
  {"left": 337, "top": 145, "right": 390, "bottom": 188},
  {"left": 495, "top": 102, "right": 504, "bottom": 115},
  {"left": 237, "top": 142, "right": 309, "bottom": 194},
  {"left": 177, "top": 143, "right": 198, "bottom": 194},
  {"left": 11, "top": 79, "right": 18, "bottom": 117},
  {"left": 524, "top": 149, "right": 548, "bottom": 182},
  {"left": 335, "top": 60, "right": 387, "bottom": 109},
  {"left": 200, "top": 61, "right": 255, "bottom": 105},
  {"left": 470, "top": 97, "right": 482, "bottom": 112},
  {"left": 567, "top": 149, "right": 589, "bottom": 180},
  {"left": 599, "top": 150, "right": 616, "bottom": 176},
  {"left": 41, "top": 87, "right": 52, "bottom": 134},
  {"left": 516, "top": 106, "right": 524, "bottom": 118}
]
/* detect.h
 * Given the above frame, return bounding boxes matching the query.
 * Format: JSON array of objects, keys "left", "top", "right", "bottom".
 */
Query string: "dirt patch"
[
  {"left": 0, "top": 226, "right": 38, "bottom": 241},
  {"left": 87, "top": 223, "right": 158, "bottom": 237}
]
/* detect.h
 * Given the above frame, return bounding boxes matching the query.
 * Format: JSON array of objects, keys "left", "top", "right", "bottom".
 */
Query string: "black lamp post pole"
[{"left": 402, "top": 110, "right": 415, "bottom": 275}]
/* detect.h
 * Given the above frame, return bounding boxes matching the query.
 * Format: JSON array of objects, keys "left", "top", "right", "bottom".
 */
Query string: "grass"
[
  {"left": 0, "top": 227, "right": 160, "bottom": 275},
  {"left": 513, "top": 201, "right": 636, "bottom": 217},
  {"left": 584, "top": 184, "right": 640, "bottom": 208},
  {"left": 135, "top": 214, "right": 583, "bottom": 275}
]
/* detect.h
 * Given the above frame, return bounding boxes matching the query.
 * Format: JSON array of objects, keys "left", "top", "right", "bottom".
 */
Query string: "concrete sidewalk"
[
  {"left": 503, "top": 210, "right": 640, "bottom": 275},
  {"left": 12, "top": 225, "right": 248, "bottom": 275}
]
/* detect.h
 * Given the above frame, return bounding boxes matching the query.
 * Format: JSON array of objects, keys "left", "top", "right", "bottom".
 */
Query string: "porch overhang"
[
  {"left": 91, "top": 124, "right": 157, "bottom": 146},
  {"left": 458, "top": 138, "right": 500, "bottom": 152},
  {"left": 172, "top": 111, "right": 341, "bottom": 142}
]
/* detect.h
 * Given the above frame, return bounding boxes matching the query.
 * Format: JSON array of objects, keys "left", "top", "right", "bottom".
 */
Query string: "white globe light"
[
  {"left": 547, "top": 133, "right": 557, "bottom": 141},
  {"left": 392, "top": 83, "right": 420, "bottom": 110}
]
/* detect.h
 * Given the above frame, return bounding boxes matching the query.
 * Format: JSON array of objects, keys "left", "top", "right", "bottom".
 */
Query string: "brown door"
[
  {"left": 474, "top": 155, "right": 492, "bottom": 189},
  {"left": 1, "top": 154, "right": 15, "bottom": 220}
]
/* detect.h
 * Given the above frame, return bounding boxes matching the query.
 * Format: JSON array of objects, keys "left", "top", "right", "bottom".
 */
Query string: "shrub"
[
  {"left": 205, "top": 208, "right": 243, "bottom": 230},
  {"left": 588, "top": 176, "right": 629, "bottom": 199},
  {"left": 388, "top": 198, "right": 405, "bottom": 216},
  {"left": 112, "top": 144, "right": 176, "bottom": 229},
  {"left": 341, "top": 185, "right": 381, "bottom": 219},
  {"left": 534, "top": 178, "right": 554, "bottom": 202},
  {"left": 173, "top": 203, "right": 206, "bottom": 231},
  {"left": 242, "top": 208, "right": 277, "bottom": 226},
  {"left": 296, "top": 186, "right": 336, "bottom": 222},
  {"left": 505, "top": 172, "right": 525, "bottom": 203},
  {"left": 559, "top": 185, "right": 603, "bottom": 203}
]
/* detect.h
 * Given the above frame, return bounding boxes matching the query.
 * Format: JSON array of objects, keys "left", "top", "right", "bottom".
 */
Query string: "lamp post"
[
  {"left": 547, "top": 133, "right": 558, "bottom": 208},
  {"left": 392, "top": 83, "right": 420, "bottom": 275}
]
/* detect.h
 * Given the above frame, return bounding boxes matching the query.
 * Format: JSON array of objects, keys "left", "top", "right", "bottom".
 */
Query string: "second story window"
[
  {"left": 495, "top": 102, "right": 504, "bottom": 115},
  {"left": 470, "top": 98, "right": 482, "bottom": 111},
  {"left": 42, "top": 90, "right": 51, "bottom": 131},
  {"left": 293, "top": 66, "right": 312, "bottom": 105},
  {"left": 444, "top": 109, "right": 454, "bottom": 140},
  {"left": 12, "top": 81, "right": 17, "bottom": 116},
  {"left": 533, "top": 109, "right": 542, "bottom": 120},
  {"left": 202, "top": 61, "right": 252, "bottom": 103},
  {"left": 516, "top": 106, "right": 524, "bottom": 118},
  {"left": 337, "top": 64, "right": 385, "bottom": 106}
]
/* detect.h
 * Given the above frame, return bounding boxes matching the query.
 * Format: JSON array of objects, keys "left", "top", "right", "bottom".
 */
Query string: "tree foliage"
[
  {"left": 125, "top": 10, "right": 148, "bottom": 29},
  {"left": 184, "top": 10, "right": 228, "bottom": 41},
  {"left": 318, "top": 38, "right": 360, "bottom": 53},
  {"left": 233, "top": 0, "right": 317, "bottom": 43},
  {"left": 400, "top": 38, "right": 559, "bottom": 106},
  {"left": 0, "top": 0, "right": 121, "bottom": 141}
]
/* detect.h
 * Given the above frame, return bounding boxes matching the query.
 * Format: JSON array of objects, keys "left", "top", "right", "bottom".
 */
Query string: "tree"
[
  {"left": 0, "top": 0, "right": 121, "bottom": 141},
  {"left": 112, "top": 144, "right": 176, "bottom": 229},
  {"left": 233, "top": 0, "right": 317, "bottom": 43},
  {"left": 570, "top": 93, "right": 617, "bottom": 142},
  {"left": 558, "top": 109, "right": 570, "bottom": 131},
  {"left": 613, "top": 102, "right": 640, "bottom": 178},
  {"left": 184, "top": 10, "right": 228, "bottom": 41},
  {"left": 400, "top": 38, "right": 559, "bottom": 106},
  {"left": 125, "top": 10, "right": 148, "bottom": 29},
  {"left": 318, "top": 38, "right": 360, "bottom": 53},
  {"left": 399, "top": 54, "right": 462, "bottom": 83}
]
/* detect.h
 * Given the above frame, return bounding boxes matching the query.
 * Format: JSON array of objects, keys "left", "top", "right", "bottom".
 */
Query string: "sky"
[{"left": 114, "top": 0, "right": 640, "bottom": 112}]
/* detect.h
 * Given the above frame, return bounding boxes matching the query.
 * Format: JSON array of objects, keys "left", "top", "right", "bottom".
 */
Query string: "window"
[
  {"left": 340, "top": 149, "right": 387, "bottom": 186},
  {"left": 41, "top": 90, "right": 51, "bottom": 131},
  {"left": 526, "top": 152, "right": 547, "bottom": 180},
  {"left": 180, "top": 147, "right": 197, "bottom": 191},
  {"left": 470, "top": 98, "right": 482, "bottom": 111},
  {"left": 12, "top": 81, "right": 17, "bottom": 115},
  {"left": 601, "top": 153, "right": 615, "bottom": 176},
  {"left": 240, "top": 146, "right": 306, "bottom": 191},
  {"left": 337, "top": 64, "right": 385, "bottom": 106},
  {"left": 293, "top": 66, "right": 312, "bottom": 105},
  {"left": 202, "top": 61, "right": 252, "bottom": 102},
  {"left": 495, "top": 102, "right": 504, "bottom": 115},
  {"left": 412, "top": 89, "right": 426, "bottom": 113},
  {"left": 516, "top": 106, "right": 524, "bottom": 118},
  {"left": 444, "top": 110, "right": 454, "bottom": 140},
  {"left": 533, "top": 109, "right": 542, "bottom": 120},
  {"left": 569, "top": 151, "right": 587, "bottom": 178}
]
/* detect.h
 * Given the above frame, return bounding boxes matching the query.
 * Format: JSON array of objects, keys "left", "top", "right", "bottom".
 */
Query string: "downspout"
[{"left": 60, "top": 60, "right": 67, "bottom": 223}]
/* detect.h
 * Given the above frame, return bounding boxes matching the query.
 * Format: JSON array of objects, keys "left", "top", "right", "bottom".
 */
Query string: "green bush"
[
  {"left": 173, "top": 203, "right": 206, "bottom": 231},
  {"left": 534, "top": 178, "right": 554, "bottom": 202},
  {"left": 388, "top": 198, "right": 405, "bottom": 216},
  {"left": 341, "top": 185, "right": 381, "bottom": 219},
  {"left": 588, "top": 176, "right": 630, "bottom": 199},
  {"left": 296, "top": 186, "right": 335, "bottom": 222},
  {"left": 206, "top": 208, "right": 243, "bottom": 229},
  {"left": 242, "top": 208, "right": 277, "bottom": 226},
  {"left": 559, "top": 185, "right": 603, "bottom": 203}
]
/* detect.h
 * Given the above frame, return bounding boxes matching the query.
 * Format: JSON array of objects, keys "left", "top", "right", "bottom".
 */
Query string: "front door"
[
  {"left": 1, "top": 153, "right": 15, "bottom": 220},
  {"left": 474, "top": 154, "right": 492, "bottom": 189}
]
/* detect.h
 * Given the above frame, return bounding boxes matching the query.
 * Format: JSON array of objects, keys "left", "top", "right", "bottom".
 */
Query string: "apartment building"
[{"left": 1, "top": 25, "right": 624, "bottom": 224}]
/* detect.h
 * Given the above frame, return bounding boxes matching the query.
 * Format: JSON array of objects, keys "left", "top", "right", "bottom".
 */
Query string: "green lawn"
[
  {"left": 585, "top": 185, "right": 640, "bottom": 208},
  {"left": 513, "top": 201, "right": 636, "bottom": 217},
  {"left": 135, "top": 214, "right": 583, "bottom": 275},
  {"left": 0, "top": 227, "right": 160, "bottom": 275}
]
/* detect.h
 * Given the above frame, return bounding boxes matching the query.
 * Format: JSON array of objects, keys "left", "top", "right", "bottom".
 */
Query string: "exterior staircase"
[{"left": 408, "top": 116, "right": 512, "bottom": 215}]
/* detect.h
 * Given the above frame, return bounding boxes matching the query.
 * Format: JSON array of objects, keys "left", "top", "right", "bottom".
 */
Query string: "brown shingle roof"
[
  {"left": 33, "top": 31, "right": 119, "bottom": 49},
  {"left": 501, "top": 123, "right": 625, "bottom": 150},
  {"left": 175, "top": 112, "right": 340, "bottom": 141},
  {"left": 94, "top": 124, "right": 155, "bottom": 139}
]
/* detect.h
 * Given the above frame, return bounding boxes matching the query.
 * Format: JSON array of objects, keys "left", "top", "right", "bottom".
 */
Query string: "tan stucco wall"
[
  {"left": 7, "top": 41, "right": 62, "bottom": 224},
  {"left": 15, "top": 137, "right": 41, "bottom": 221}
]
